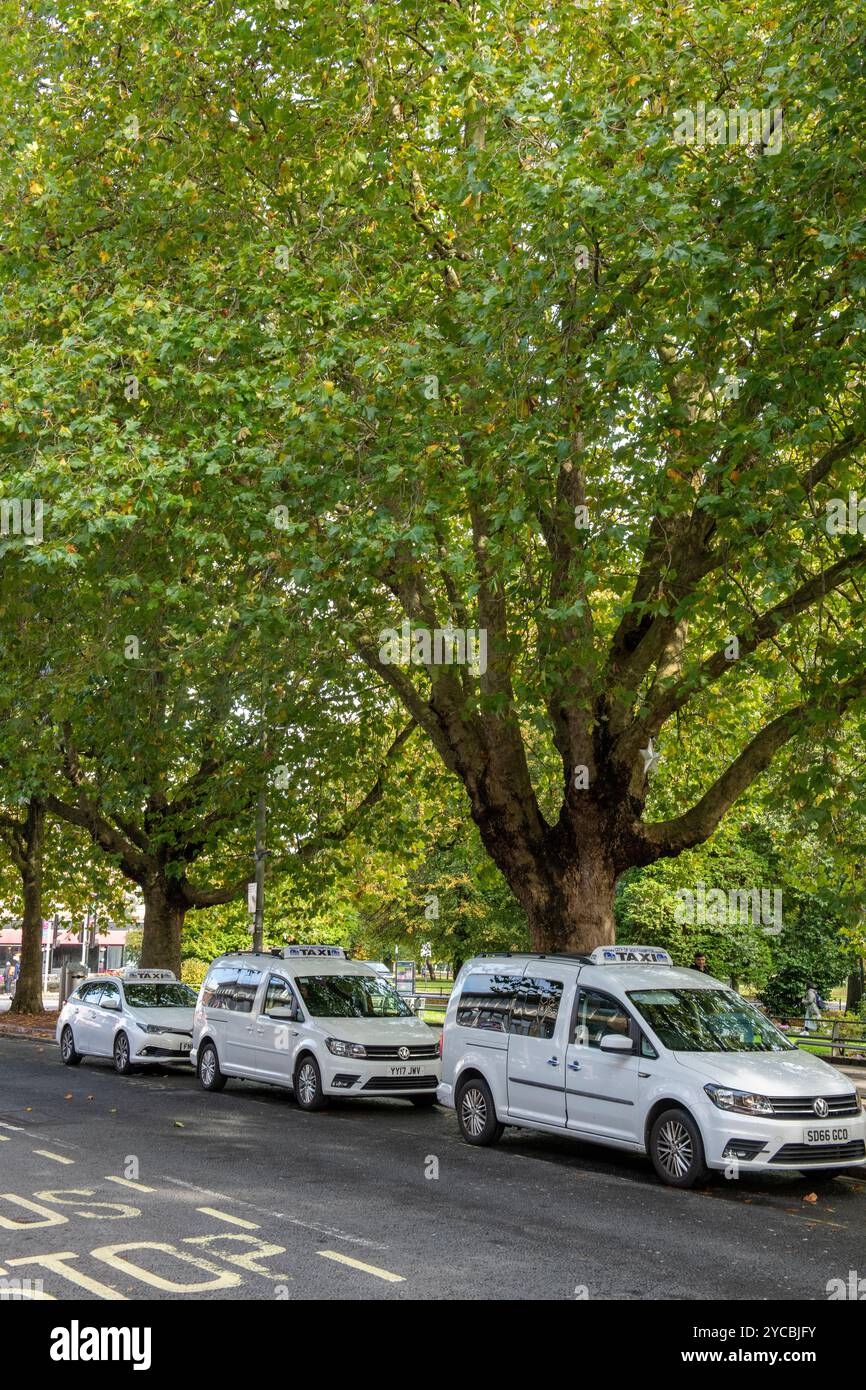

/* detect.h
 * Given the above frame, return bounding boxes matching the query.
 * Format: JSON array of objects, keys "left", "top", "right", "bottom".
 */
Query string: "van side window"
[
  {"left": 640, "top": 1032, "right": 658, "bottom": 1059},
  {"left": 455, "top": 973, "right": 520, "bottom": 1031},
  {"left": 202, "top": 966, "right": 240, "bottom": 1010},
  {"left": 510, "top": 976, "right": 564, "bottom": 1040},
  {"left": 264, "top": 976, "right": 296, "bottom": 1014},
  {"left": 573, "top": 989, "right": 631, "bottom": 1047},
  {"left": 233, "top": 968, "right": 263, "bottom": 1013}
]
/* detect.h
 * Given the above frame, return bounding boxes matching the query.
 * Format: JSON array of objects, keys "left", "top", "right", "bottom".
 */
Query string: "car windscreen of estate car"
[
  {"left": 294, "top": 975, "right": 413, "bottom": 1018},
  {"left": 123, "top": 984, "right": 197, "bottom": 1008},
  {"left": 627, "top": 989, "right": 794, "bottom": 1053}
]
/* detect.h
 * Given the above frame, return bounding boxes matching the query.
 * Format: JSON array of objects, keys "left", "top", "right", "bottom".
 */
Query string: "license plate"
[
  {"left": 804, "top": 1125, "right": 850, "bottom": 1145},
  {"left": 388, "top": 1064, "right": 422, "bottom": 1077},
  {"left": 179, "top": 1041, "right": 191, "bottom": 1052}
]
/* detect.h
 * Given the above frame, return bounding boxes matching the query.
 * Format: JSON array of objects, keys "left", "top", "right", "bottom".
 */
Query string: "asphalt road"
[{"left": 1, "top": 1035, "right": 864, "bottom": 1302}]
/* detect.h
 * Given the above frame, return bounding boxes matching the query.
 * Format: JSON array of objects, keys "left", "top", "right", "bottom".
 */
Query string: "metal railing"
[{"left": 776, "top": 1015, "right": 866, "bottom": 1062}]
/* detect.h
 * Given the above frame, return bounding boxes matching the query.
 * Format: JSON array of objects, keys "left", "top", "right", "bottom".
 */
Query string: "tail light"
[{"left": 438, "top": 1031, "right": 443, "bottom": 1057}]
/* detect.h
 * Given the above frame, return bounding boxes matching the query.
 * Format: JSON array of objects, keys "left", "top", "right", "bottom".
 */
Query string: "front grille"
[
  {"left": 361, "top": 1045, "right": 439, "bottom": 1060},
  {"left": 768, "top": 1094, "right": 860, "bottom": 1120},
  {"left": 770, "top": 1140, "right": 865, "bottom": 1165},
  {"left": 362, "top": 1074, "right": 438, "bottom": 1091},
  {"left": 140, "top": 1046, "right": 192, "bottom": 1059}
]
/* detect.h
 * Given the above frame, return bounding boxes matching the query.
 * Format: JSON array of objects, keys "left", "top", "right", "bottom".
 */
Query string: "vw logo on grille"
[
  {"left": 398, "top": 1046, "right": 410, "bottom": 1061},
  {"left": 814, "top": 1097, "right": 829, "bottom": 1118}
]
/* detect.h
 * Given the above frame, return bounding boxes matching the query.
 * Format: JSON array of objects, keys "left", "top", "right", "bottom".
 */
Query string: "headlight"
[
  {"left": 326, "top": 1038, "right": 367, "bottom": 1058},
  {"left": 143, "top": 1024, "right": 166, "bottom": 1035},
  {"left": 704, "top": 1084, "right": 773, "bottom": 1115}
]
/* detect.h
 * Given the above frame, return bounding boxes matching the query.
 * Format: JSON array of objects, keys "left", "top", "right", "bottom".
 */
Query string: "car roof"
[
  {"left": 211, "top": 952, "right": 376, "bottom": 978},
  {"left": 459, "top": 956, "right": 726, "bottom": 992}
]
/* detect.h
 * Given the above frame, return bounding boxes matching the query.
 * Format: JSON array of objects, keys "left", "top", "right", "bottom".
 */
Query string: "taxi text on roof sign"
[
  {"left": 588, "top": 945, "right": 673, "bottom": 965},
  {"left": 277, "top": 945, "right": 347, "bottom": 958},
  {"left": 120, "top": 967, "right": 177, "bottom": 981}
]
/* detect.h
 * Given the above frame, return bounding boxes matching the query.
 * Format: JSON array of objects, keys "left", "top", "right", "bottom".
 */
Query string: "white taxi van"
[
  {"left": 57, "top": 968, "right": 197, "bottom": 1074},
  {"left": 438, "top": 946, "right": 866, "bottom": 1187},
  {"left": 191, "top": 946, "right": 441, "bottom": 1109}
]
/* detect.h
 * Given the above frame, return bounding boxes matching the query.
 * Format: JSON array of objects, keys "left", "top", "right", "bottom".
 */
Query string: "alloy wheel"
[
  {"left": 200, "top": 1049, "right": 216, "bottom": 1086},
  {"left": 657, "top": 1119, "right": 693, "bottom": 1179},
  {"left": 298, "top": 1062, "right": 317, "bottom": 1105},
  {"left": 461, "top": 1086, "right": 487, "bottom": 1138}
]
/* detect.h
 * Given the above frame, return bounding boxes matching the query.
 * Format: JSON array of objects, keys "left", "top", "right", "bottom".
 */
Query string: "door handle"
[
  {"left": 547, "top": 1056, "right": 559, "bottom": 1066},
  {"left": 567, "top": 1061, "right": 581, "bottom": 1072}
]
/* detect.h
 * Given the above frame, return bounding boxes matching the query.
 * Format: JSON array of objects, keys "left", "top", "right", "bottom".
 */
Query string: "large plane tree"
[{"left": 6, "top": 1, "right": 866, "bottom": 954}]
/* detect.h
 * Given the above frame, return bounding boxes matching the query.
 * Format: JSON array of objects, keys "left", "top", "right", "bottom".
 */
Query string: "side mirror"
[
  {"left": 600, "top": 1032, "right": 633, "bottom": 1054},
  {"left": 101, "top": 997, "right": 121, "bottom": 1011},
  {"left": 268, "top": 1005, "right": 296, "bottom": 1021}
]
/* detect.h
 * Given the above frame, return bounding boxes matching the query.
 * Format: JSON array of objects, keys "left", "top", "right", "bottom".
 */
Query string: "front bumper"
[
  {"left": 322, "top": 1056, "right": 440, "bottom": 1096},
  {"left": 699, "top": 1103, "right": 866, "bottom": 1171},
  {"left": 129, "top": 1030, "right": 193, "bottom": 1065}
]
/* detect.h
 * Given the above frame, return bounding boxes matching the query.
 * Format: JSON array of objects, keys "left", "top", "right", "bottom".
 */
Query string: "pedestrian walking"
[{"left": 802, "top": 982, "right": 822, "bottom": 1034}]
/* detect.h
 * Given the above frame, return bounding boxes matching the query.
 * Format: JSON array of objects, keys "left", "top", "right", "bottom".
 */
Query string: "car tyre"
[
  {"left": 456, "top": 1076, "right": 503, "bottom": 1146},
  {"left": 113, "top": 1031, "right": 135, "bottom": 1075},
  {"left": 294, "top": 1054, "right": 328, "bottom": 1111},
  {"left": 649, "top": 1107, "right": 710, "bottom": 1188},
  {"left": 197, "top": 1040, "right": 227, "bottom": 1092},
  {"left": 60, "top": 1025, "right": 82, "bottom": 1067}
]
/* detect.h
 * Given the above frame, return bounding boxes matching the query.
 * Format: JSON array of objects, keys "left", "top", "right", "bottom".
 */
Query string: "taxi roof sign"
[
  {"left": 273, "top": 945, "right": 347, "bottom": 959},
  {"left": 589, "top": 945, "right": 673, "bottom": 966},
  {"left": 120, "top": 967, "right": 177, "bottom": 982}
]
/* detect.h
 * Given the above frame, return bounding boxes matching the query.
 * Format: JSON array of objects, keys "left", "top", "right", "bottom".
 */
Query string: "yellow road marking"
[
  {"left": 196, "top": 1206, "right": 260, "bottom": 1229},
  {"left": 0, "top": 1135, "right": 9, "bottom": 1142},
  {"left": 317, "top": 1250, "right": 405, "bottom": 1283},
  {"left": 105, "top": 1176, "right": 155, "bottom": 1193},
  {"left": 32, "top": 1150, "right": 74, "bottom": 1165}
]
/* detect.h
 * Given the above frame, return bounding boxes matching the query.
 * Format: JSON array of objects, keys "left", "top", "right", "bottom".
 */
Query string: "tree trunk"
[
  {"left": 10, "top": 799, "right": 46, "bottom": 1016},
  {"left": 846, "top": 961, "right": 864, "bottom": 1016},
  {"left": 478, "top": 818, "right": 618, "bottom": 955},
  {"left": 139, "top": 876, "right": 187, "bottom": 978}
]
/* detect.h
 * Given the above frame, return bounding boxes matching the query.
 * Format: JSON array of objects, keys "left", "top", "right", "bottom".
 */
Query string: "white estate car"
[
  {"left": 57, "top": 968, "right": 197, "bottom": 1074},
  {"left": 191, "top": 946, "right": 441, "bottom": 1110},
  {"left": 438, "top": 946, "right": 866, "bottom": 1188}
]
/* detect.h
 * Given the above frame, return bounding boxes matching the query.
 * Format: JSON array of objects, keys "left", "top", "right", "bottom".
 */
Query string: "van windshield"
[
  {"left": 294, "top": 975, "right": 413, "bottom": 1018},
  {"left": 627, "top": 988, "right": 794, "bottom": 1053}
]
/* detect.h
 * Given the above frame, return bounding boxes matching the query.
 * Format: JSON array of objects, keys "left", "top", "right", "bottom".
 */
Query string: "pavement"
[{"left": 1, "top": 1034, "right": 865, "bottom": 1301}]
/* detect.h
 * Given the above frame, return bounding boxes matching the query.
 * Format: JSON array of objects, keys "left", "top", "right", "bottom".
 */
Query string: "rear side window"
[
  {"left": 455, "top": 973, "right": 523, "bottom": 1032},
  {"left": 201, "top": 966, "right": 239, "bottom": 1010},
  {"left": 233, "top": 969, "right": 263, "bottom": 1013},
  {"left": 509, "top": 976, "right": 564, "bottom": 1040}
]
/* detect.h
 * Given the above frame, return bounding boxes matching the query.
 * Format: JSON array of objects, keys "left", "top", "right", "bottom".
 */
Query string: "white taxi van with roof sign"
[
  {"left": 57, "top": 968, "right": 198, "bottom": 1075},
  {"left": 438, "top": 946, "right": 866, "bottom": 1187},
  {"left": 191, "top": 946, "right": 441, "bottom": 1109}
]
